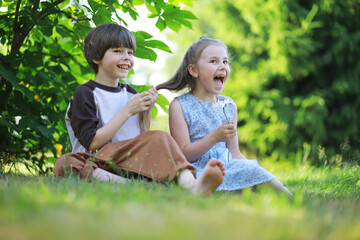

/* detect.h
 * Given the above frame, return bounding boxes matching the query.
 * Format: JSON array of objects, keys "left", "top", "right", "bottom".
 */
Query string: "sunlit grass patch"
[{"left": 0, "top": 165, "right": 359, "bottom": 240}]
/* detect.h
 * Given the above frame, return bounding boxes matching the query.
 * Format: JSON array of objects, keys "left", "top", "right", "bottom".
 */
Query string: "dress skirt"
[{"left": 194, "top": 149, "right": 275, "bottom": 191}]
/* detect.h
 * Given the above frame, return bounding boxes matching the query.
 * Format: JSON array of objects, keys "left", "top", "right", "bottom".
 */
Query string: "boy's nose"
[{"left": 123, "top": 52, "right": 130, "bottom": 59}]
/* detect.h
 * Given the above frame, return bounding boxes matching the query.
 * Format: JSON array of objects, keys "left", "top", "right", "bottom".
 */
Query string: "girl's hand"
[
  {"left": 125, "top": 91, "right": 153, "bottom": 116},
  {"left": 213, "top": 122, "right": 237, "bottom": 143}
]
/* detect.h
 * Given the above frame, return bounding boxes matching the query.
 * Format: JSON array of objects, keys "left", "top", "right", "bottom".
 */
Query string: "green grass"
[{"left": 0, "top": 162, "right": 359, "bottom": 240}]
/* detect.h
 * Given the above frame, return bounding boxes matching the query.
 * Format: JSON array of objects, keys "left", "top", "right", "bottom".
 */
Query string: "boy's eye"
[
  {"left": 223, "top": 60, "right": 228, "bottom": 65},
  {"left": 210, "top": 59, "right": 217, "bottom": 63}
]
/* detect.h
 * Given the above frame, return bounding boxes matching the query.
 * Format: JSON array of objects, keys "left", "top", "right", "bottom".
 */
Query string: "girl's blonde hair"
[
  {"left": 138, "top": 111, "right": 150, "bottom": 132},
  {"left": 156, "top": 37, "right": 227, "bottom": 92}
]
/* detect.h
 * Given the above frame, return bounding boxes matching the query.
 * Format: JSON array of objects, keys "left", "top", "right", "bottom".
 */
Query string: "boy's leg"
[
  {"left": 53, "top": 152, "right": 96, "bottom": 179},
  {"left": 97, "top": 130, "right": 198, "bottom": 182},
  {"left": 92, "top": 168, "right": 128, "bottom": 184},
  {"left": 53, "top": 152, "right": 126, "bottom": 182},
  {"left": 54, "top": 131, "right": 219, "bottom": 187},
  {"left": 178, "top": 158, "right": 225, "bottom": 195}
]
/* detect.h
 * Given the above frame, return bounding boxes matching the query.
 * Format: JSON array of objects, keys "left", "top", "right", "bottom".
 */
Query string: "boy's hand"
[
  {"left": 213, "top": 122, "right": 236, "bottom": 143},
  {"left": 126, "top": 91, "right": 153, "bottom": 116},
  {"left": 147, "top": 85, "right": 158, "bottom": 107},
  {"left": 125, "top": 86, "right": 158, "bottom": 116}
]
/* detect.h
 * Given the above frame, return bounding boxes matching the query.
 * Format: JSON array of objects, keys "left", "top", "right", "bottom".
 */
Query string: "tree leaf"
[
  {"left": 151, "top": 105, "right": 159, "bottom": 118},
  {"left": 155, "top": 17, "right": 166, "bottom": 31},
  {"left": 145, "top": 40, "right": 172, "bottom": 53},
  {"left": 177, "top": 9, "right": 197, "bottom": 19},
  {"left": 156, "top": 93, "right": 170, "bottom": 113},
  {"left": 134, "top": 46, "right": 157, "bottom": 61},
  {"left": 164, "top": 18, "right": 181, "bottom": 32},
  {"left": 146, "top": 2, "right": 160, "bottom": 15}
]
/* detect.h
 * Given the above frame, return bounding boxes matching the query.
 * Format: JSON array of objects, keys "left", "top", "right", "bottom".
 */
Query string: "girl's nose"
[{"left": 219, "top": 62, "right": 227, "bottom": 70}]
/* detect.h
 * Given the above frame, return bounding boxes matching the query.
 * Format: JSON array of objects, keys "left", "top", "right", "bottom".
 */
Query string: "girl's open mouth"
[{"left": 214, "top": 75, "right": 225, "bottom": 88}]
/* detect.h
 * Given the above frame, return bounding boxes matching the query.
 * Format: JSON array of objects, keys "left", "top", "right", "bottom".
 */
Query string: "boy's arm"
[
  {"left": 169, "top": 99, "right": 235, "bottom": 162},
  {"left": 89, "top": 91, "right": 153, "bottom": 151}
]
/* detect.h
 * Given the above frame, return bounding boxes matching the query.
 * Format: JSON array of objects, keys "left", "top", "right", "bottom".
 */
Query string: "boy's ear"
[
  {"left": 188, "top": 64, "right": 198, "bottom": 78},
  {"left": 92, "top": 59, "right": 100, "bottom": 64}
]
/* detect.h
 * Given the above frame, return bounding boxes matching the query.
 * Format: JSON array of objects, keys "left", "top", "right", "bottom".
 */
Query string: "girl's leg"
[
  {"left": 178, "top": 158, "right": 225, "bottom": 195},
  {"left": 267, "top": 178, "right": 293, "bottom": 197}
]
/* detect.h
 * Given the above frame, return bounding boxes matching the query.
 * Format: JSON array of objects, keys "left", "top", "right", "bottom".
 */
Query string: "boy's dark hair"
[{"left": 84, "top": 23, "right": 136, "bottom": 74}]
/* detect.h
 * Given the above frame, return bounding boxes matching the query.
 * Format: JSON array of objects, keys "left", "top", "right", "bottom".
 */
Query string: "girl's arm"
[
  {"left": 229, "top": 104, "right": 246, "bottom": 159},
  {"left": 169, "top": 99, "right": 236, "bottom": 162},
  {"left": 89, "top": 91, "right": 153, "bottom": 151}
]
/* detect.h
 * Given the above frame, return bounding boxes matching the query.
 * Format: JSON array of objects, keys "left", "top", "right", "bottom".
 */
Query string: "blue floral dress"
[{"left": 177, "top": 93, "right": 275, "bottom": 191}]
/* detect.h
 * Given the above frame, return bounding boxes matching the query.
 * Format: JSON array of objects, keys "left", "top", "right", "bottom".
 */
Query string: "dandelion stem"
[
  {"left": 223, "top": 107, "right": 230, "bottom": 123},
  {"left": 223, "top": 106, "right": 230, "bottom": 162}
]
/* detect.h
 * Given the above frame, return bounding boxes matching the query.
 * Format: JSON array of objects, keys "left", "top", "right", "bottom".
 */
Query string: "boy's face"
[{"left": 94, "top": 47, "right": 134, "bottom": 81}]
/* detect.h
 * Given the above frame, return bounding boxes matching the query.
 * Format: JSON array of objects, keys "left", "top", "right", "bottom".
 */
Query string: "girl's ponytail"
[
  {"left": 138, "top": 111, "right": 150, "bottom": 132},
  {"left": 156, "top": 53, "right": 194, "bottom": 92}
]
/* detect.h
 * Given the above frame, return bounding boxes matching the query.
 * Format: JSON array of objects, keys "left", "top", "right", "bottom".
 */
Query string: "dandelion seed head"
[{"left": 212, "top": 97, "right": 234, "bottom": 109}]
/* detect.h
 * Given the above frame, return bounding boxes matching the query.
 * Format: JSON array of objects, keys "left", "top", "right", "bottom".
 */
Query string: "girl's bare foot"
[{"left": 192, "top": 158, "right": 225, "bottom": 195}]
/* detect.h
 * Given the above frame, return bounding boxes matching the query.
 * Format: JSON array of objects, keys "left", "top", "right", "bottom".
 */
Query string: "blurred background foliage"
[
  {"left": 0, "top": 0, "right": 195, "bottom": 174},
  {"left": 0, "top": 0, "right": 359, "bottom": 175},
  {"left": 163, "top": 0, "right": 360, "bottom": 166}
]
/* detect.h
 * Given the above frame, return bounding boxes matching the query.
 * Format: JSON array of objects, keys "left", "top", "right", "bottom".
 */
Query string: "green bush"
[
  {"left": 0, "top": 0, "right": 196, "bottom": 174},
  {"left": 169, "top": 0, "right": 360, "bottom": 165}
]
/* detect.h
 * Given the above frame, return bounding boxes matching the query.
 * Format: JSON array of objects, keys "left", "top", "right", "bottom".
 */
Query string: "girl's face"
[
  {"left": 94, "top": 46, "right": 134, "bottom": 82},
  {"left": 189, "top": 44, "right": 230, "bottom": 99}
]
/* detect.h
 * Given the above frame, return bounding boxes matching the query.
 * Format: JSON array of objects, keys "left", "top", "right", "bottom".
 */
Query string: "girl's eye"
[
  {"left": 210, "top": 60, "right": 217, "bottom": 63},
  {"left": 128, "top": 51, "right": 133, "bottom": 55},
  {"left": 223, "top": 60, "right": 228, "bottom": 65}
]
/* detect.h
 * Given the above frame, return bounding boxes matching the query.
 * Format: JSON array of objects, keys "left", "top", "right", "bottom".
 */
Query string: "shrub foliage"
[
  {"left": 180, "top": 0, "right": 360, "bottom": 165},
  {"left": 0, "top": 0, "right": 196, "bottom": 173}
]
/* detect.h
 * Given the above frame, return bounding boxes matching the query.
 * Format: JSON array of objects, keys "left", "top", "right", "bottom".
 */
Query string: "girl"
[
  {"left": 54, "top": 24, "right": 225, "bottom": 195},
  {"left": 156, "top": 37, "right": 292, "bottom": 196}
]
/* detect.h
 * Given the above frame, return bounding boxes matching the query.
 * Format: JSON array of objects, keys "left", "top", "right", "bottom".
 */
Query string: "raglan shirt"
[{"left": 65, "top": 80, "right": 141, "bottom": 153}]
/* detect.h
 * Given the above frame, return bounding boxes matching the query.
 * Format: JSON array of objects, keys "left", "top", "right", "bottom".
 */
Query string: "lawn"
[{"left": 0, "top": 161, "right": 359, "bottom": 240}]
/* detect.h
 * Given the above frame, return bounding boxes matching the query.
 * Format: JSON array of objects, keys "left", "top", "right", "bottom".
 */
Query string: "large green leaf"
[
  {"left": 145, "top": 40, "right": 172, "bottom": 53},
  {"left": 134, "top": 46, "right": 157, "bottom": 61}
]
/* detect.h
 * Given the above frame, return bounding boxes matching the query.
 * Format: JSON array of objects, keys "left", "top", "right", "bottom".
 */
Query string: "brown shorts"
[{"left": 53, "top": 131, "right": 196, "bottom": 182}]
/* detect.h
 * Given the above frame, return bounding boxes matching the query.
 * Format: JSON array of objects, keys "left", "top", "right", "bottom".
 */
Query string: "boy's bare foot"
[{"left": 192, "top": 158, "right": 225, "bottom": 195}]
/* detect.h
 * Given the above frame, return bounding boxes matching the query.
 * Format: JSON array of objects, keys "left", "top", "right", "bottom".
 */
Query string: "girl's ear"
[
  {"left": 188, "top": 64, "right": 198, "bottom": 78},
  {"left": 92, "top": 59, "right": 100, "bottom": 64}
]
